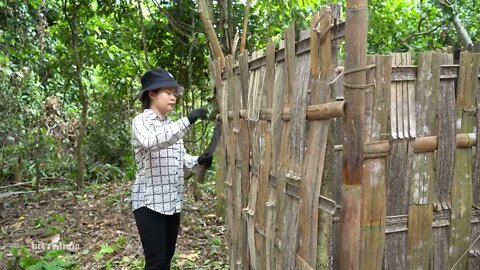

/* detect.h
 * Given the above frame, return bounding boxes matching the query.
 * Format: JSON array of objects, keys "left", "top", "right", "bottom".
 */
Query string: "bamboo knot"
[
  {"left": 346, "top": 6, "right": 368, "bottom": 12},
  {"left": 460, "top": 106, "right": 476, "bottom": 114}
]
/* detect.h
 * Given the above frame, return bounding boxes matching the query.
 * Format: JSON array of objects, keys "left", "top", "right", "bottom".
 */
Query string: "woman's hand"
[
  {"left": 187, "top": 108, "right": 208, "bottom": 124},
  {"left": 197, "top": 152, "right": 213, "bottom": 169}
]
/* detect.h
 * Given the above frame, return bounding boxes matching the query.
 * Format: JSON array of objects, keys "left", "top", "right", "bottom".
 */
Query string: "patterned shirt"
[{"left": 130, "top": 109, "right": 199, "bottom": 214}]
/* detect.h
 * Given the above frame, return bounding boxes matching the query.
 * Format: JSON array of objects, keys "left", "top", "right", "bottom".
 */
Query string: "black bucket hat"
[{"left": 137, "top": 68, "right": 184, "bottom": 101}]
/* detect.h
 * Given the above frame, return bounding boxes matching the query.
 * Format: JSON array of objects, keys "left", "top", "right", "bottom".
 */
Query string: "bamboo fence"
[{"left": 211, "top": 6, "right": 480, "bottom": 270}]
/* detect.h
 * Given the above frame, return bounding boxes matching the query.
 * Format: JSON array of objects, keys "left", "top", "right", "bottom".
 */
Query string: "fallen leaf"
[{"left": 42, "top": 233, "right": 61, "bottom": 244}]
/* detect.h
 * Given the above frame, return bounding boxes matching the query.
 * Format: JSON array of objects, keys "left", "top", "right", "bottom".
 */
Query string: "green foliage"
[
  {"left": 34, "top": 217, "right": 46, "bottom": 229},
  {"left": 10, "top": 246, "right": 79, "bottom": 270},
  {"left": 367, "top": 0, "right": 479, "bottom": 53},
  {"left": 94, "top": 244, "right": 116, "bottom": 261},
  {"left": 94, "top": 235, "right": 126, "bottom": 261},
  {"left": 1, "top": 0, "right": 478, "bottom": 189},
  {"left": 48, "top": 213, "right": 66, "bottom": 223},
  {"left": 119, "top": 255, "right": 145, "bottom": 269},
  {"left": 105, "top": 189, "right": 131, "bottom": 206},
  {"left": 248, "top": 0, "right": 327, "bottom": 49}
]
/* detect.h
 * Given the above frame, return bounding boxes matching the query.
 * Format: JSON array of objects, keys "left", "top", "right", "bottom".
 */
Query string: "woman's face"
[{"left": 149, "top": 88, "right": 177, "bottom": 115}]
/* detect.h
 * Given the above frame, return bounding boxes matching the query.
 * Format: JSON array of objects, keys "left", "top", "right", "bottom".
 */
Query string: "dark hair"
[{"left": 141, "top": 89, "right": 161, "bottom": 109}]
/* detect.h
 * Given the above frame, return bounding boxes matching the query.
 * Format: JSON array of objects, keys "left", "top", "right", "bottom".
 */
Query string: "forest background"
[{"left": 0, "top": 0, "right": 478, "bottom": 267}]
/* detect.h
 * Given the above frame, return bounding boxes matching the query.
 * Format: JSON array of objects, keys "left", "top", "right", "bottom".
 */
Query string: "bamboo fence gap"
[{"left": 212, "top": 4, "right": 480, "bottom": 269}]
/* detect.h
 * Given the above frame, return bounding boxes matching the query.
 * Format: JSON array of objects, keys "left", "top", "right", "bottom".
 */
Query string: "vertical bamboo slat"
[
  {"left": 246, "top": 50, "right": 267, "bottom": 270},
  {"left": 384, "top": 53, "right": 414, "bottom": 269},
  {"left": 274, "top": 41, "right": 291, "bottom": 270},
  {"left": 316, "top": 13, "right": 335, "bottom": 267},
  {"left": 432, "top": 51, "right": 455, "bottom": 269},
  {"left": 298, "top": 7, "right": 333, "bottom": 268},
  {"left": 331, "top": 6, "right": 344, "bottom": 268},
  {"left": 472, "top": 52, "right": 480, "bottom": 269},
  {"left": 234, "top": 53, "right": 250, "bottom": 268},
  {"left": 257, "top": 40, "right": 275, "bottom": 270},
  {"left": 359, "top": 55, "right": 390, "bottom": 270},
  {"left": 279, "top": 24, "right": 301, "bottom": 270},
  {"left": 475, "top": 54, "right": 480, "bottom": 207},
  {"left": 220, "top": 56, "right": 236, "bottom": 268},
  {"left": 237, "top": 53, "right": 251, "bottom": 269},
  {"left": 316, "top": 7, "right": 335, "bottom": 269},
  {"left": 210, "top": 57, "right": 226, "bottom": 212},
  {"left": 448, "top": 52, "right": 479, "bottom": 269},
  {"left": 268, "top": 39, "right": 286, "bottom": 270},
  {"left": 226, "top": 55, "right": 243, "bottom": 269},
  {"left": 406, "top": 52, "right": 441, "bottom": 270}
]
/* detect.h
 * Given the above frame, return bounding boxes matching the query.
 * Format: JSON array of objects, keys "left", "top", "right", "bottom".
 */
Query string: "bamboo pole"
[
  {"left": 334, "top": 133, "right": 477, "bottom": 155},
  {"left": 341, "top": 0, "right": 368, "bottom": 269},
  {"left": 216, "top": 100, "right": 345, "bottom": 121}
]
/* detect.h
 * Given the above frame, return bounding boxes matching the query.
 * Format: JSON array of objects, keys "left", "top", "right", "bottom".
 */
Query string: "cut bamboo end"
[
  {"left": 334, "top": 133, "right": 476, "bottom": 155},
  {"left": 216, "top": 100, "right": 345, "bottom": 121}
]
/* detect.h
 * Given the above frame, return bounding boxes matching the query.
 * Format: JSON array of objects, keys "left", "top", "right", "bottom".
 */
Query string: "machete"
[{"left": 195, "top": 120, "right": 222, "bottom": 183}]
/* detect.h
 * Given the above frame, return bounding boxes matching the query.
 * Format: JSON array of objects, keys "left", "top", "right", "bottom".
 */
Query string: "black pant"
[{"left": 133, "top": 206, "right": 181, "bottom": 270}]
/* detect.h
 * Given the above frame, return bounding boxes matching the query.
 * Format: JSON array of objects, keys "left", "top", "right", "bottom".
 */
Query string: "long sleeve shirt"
[{"left": 131, "top": 109, "right": 199, "bottom": 214}]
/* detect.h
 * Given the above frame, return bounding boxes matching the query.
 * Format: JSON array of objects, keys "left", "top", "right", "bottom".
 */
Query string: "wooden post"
[{"left": 340, "top": 0, "right": 368, "bottom": 269}]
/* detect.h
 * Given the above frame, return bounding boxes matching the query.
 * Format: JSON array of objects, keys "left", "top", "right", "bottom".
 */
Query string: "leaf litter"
[{"left": 0, "top": 180, "right": 229, "bottom": 269}]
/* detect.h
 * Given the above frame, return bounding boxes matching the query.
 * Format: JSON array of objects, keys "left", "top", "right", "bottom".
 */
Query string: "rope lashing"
[
  {"left": 343, "top": 63, "right": 376, "bottom": 90},
  {"left": 318, "top": 63, "right": 376, "bottom": 88}
]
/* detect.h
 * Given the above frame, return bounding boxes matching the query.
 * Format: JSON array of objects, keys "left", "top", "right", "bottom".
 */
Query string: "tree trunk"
[
  {"left": 13, "top": 156, "right": 22, "bottom": 183},
  {"left": 137, "top": 0, "right": 149, "bottom": 68},
  {"left": 68, "top": 0, "right": 87, "bottom": 191},
  {"left": 451, "top": 13, "right": 473, "bottom": 49}
]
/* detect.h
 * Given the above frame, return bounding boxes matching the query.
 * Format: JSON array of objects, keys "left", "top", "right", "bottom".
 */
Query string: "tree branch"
[
  {"left": 436, "top": 0, "right": 473, "bottom": 49},
  {"left": 400, "top": 17, "right": 449, "bottom": 44},
  {"left": 197, "top": 0, "right": 225, "bottom": 68}
]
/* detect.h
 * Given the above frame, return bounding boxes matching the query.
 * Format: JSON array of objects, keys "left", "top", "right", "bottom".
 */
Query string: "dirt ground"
[{"left": 0, "top": 180, "right": 229, "bottom": 269}]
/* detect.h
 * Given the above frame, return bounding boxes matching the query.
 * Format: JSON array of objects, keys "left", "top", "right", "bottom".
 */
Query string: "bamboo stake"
[
  {"left": 239, "top": 0, "right": 250, "bottom": 54},
  {"left": 340, "top": 0, "right": 368, "bottom": 268}
]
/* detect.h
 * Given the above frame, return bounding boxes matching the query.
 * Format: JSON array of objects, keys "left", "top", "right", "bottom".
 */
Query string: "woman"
[{"left": 131, "top": 68, "right": 213, "bottom": 270}]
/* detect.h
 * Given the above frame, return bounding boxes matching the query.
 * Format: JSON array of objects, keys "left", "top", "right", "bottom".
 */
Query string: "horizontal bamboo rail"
[
  {"left": 334, "top": 133, "right": 476, "bottom": 156},
  {"left": 216, "top": 100, "right": 345, "bottom": 121},
  {"left": 391, "top": 65, "right": 480, "bottom": 81}
]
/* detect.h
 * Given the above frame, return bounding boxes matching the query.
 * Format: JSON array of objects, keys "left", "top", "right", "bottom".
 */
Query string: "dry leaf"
[{"left": 42, "top": 233, "right": 61, "bottom": 244}]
